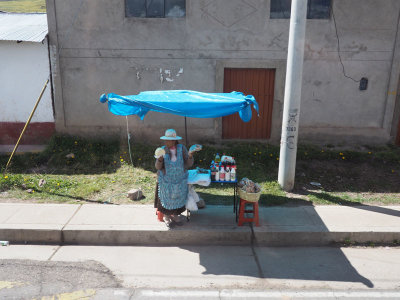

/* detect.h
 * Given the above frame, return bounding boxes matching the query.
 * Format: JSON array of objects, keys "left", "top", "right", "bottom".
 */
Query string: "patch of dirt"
[
  {"left": 285, "top": 192, "right": 308, "bottom": 200},
  {"left": 294, "top": 159, "right": 400, "bottom": 194}
]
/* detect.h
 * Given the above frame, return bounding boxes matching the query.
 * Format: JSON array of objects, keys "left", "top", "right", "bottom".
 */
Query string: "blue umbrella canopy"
[{"left": 100, "top": 90, "right": 259, "bottom": 122}]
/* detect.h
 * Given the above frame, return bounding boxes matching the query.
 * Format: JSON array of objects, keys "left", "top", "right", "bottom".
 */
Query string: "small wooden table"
[{"left": 210, "top": 179, "right": 239, "bottom": 221}]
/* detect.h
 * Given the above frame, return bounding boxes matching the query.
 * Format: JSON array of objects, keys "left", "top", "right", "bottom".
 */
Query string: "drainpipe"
[{"left": 278, "top": 0, "right": 308, "bottom": 191}]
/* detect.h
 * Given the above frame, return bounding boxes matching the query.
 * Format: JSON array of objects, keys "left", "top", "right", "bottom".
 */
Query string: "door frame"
[{"left": 215, "top": 60, "right": 286, "bottom": 141}]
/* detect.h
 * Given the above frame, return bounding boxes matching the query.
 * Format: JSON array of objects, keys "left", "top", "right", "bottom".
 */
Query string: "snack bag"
[
  {"left": 189, "top": 144, "right": 203, "bottom": 153},
  {"left": 154, "top": 147, "right": 166, "bottom": 159}
]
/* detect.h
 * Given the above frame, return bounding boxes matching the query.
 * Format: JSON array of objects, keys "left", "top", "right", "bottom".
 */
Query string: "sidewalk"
[{"left": 0, "top": 203, "right": 399, "bottom": 246}]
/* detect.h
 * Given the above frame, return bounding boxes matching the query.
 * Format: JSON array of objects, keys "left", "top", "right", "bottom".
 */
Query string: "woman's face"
[{"left": 164, "top": 140, "right": 177, "bottom": 149}]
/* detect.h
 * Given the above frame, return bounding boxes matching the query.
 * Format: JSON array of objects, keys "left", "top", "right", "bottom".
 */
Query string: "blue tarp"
[{"left": 100, "top": 90, "right": 259, "bottom": 122}]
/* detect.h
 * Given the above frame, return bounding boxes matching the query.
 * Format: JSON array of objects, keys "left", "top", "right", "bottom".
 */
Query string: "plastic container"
[
  {"left": 0, "top": 241, "right": 9, "bottom": 246},
  {"left": 225, "top": 167, "right": 231, "bottom": 181},
  {"left": 219, "top": 165, "right": 225, "bottom": 181},
  {"left": 230, "top": 167, "right": 236, "bottom": 182}
]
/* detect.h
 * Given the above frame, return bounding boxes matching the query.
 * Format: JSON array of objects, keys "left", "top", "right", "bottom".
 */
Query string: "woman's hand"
[
  {"left": 189, "top": 144, "right": 202, "bottom": 156},
  {"left": 158, "top": 156, "right": 164, "bottom": 162},
  {"left": 154, "top": 147, "right": 166, "bottom": 159}
]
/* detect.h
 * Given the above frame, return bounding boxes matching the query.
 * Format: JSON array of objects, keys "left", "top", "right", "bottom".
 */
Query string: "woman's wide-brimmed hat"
[{"left": 160, "top": 129, "right": 182, "bottom": 140}]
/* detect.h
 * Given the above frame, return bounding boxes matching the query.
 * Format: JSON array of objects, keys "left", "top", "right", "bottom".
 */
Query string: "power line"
[{"left": 331, "top": 4, "right": 360, "bottom": 83}]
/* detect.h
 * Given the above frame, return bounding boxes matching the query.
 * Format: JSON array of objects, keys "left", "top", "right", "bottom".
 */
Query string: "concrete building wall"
[
  {"left": 0, "top": 40, "right": 53, "bottom": 123},
  {"left": 0, "top": 39, "right": 55, "bottom": 145},
  {"left": 46, "top": 0, "right": 400, "bottom": 145}
]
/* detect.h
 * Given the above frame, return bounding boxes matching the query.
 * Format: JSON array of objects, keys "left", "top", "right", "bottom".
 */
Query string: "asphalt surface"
[
  {"left": 1, "top": 245, "right": 400, "bottom": 299},
  {"left": 0, "top": 259, "right": 121, "bottom": 299}
]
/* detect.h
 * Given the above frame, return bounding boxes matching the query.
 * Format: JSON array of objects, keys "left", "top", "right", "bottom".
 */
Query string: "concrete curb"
[
  {"left": 2, "top": 228, "right": 400, "bottom": 246},
  {"left": 254, "top": 231, "right": 400, "bottom": 246},
  {"left": 92, "top": 288, "right": 400, "bottom": 300},
  {"left": 0, "top": 228, "right": 62, "bottom": 244},
  {"left": 63, "top": 229, "right": 252, "bottom": 246}
]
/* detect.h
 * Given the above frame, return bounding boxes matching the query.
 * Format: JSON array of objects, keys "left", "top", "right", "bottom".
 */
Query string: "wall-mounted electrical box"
[{"left": 359, "top": 77, "right": 368, "bottom": 90}]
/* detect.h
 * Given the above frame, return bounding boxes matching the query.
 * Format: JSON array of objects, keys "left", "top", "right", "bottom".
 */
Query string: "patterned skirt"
[{"left": 154, "top": 181, "right": 186, "bottom": 215}]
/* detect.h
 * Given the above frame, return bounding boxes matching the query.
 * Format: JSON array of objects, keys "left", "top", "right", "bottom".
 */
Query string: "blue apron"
[{"left": 158, "top": 144, "right": 188, "bottom": 210}]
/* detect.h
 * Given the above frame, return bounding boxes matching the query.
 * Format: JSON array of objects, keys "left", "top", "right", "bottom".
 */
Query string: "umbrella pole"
[{"left": 184, "top": 117, "right": 188, "bottom": 147}]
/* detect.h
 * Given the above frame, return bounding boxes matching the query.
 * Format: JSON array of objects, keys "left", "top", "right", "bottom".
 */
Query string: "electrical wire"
[{"left": 331, "top": 4, "right": 360, "bottom": 83}]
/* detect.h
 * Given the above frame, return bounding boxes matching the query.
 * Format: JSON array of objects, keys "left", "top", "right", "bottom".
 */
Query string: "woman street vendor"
[{"left": 154, "top": 129, "right": 200, "bottom": 227}]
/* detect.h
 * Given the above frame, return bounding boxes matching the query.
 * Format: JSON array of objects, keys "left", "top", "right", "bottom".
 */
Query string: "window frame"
[
  {"left": 125, "top": 0, "right": 186, "bottom": 18},
  {"left": 269, "top": 0, "right": 332, "bottom": 20}
]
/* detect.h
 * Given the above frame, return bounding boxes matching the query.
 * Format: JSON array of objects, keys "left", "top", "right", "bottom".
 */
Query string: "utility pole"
[{"left": 278, "top": 0, "right": 308, "bottom": 191}]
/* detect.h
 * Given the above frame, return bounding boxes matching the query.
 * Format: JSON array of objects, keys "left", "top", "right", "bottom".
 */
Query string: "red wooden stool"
[
  {"left": 156, "top": 209, "right": 164, "bottom": 222},
  {"left": 238, "top": 198, "right": 259, "bottom": 227}
]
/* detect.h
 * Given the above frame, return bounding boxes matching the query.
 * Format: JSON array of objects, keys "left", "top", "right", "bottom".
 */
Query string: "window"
[
  {"left": 126, "top": 0, "right": 185, "bottom": 18},
  {"left": 307, "top": 0, "right": 331, "bottom": 19},
  {"left": 270, "top": 0, "right": 331, "bottom": 19}
]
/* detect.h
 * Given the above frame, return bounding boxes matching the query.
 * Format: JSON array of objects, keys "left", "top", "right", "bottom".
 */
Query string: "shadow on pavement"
[
  {"left": 179, "top": 245, "right": 373, "bottom": 288},
  {"left": 306, "top": 191, "right": 400, "bottom": 217},
  {"left": 181, "top": 191, "right": 375, "bottom": 288},
  {"left": 253, "top": 246, "right": 374, "bottom": 288}
]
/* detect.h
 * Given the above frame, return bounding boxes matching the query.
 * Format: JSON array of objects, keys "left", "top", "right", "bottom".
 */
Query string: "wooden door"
[{"left": 222, "top": 68, "right": 275, "bottom": 139}]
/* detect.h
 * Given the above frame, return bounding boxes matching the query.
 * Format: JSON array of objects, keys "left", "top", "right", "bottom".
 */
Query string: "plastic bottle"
[
  {"left": 210, "top": 161, "right": 216, "bottom": 181},
  {"left": 230, "top": 166, "right": 236, "bottom": 182},
  {"left": 219, "top": 163, "right": 225, "bottom": 181},
  {"left": 225, "top": 165, "right": 231, "bottom": 182},
  {"left": 215, "top": 165, "right": 220, "bottom": 181},
  {"left": 215, "top": 153, "right": 221, "bottom": 163}
]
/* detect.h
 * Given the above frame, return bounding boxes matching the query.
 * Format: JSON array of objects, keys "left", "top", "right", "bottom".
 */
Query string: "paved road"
[
  {"left": 0, "top": 259, "right": 120, "bottom": 299},
  {"left": 0, "top": 245, "right": 400, "bottom": 299}
]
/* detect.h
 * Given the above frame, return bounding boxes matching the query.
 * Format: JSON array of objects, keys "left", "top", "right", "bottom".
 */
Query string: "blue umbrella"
[
  {"left": 100, "top": 90, "right": 259, "bottom": 122},
  {"left": 100, "top": 90, "right": 259, "bottom": 144}
]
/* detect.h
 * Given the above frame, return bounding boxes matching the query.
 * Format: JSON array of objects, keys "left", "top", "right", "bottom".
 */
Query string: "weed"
[{"left": 343, "top": 238, "right": 353, "bottom": 246}]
